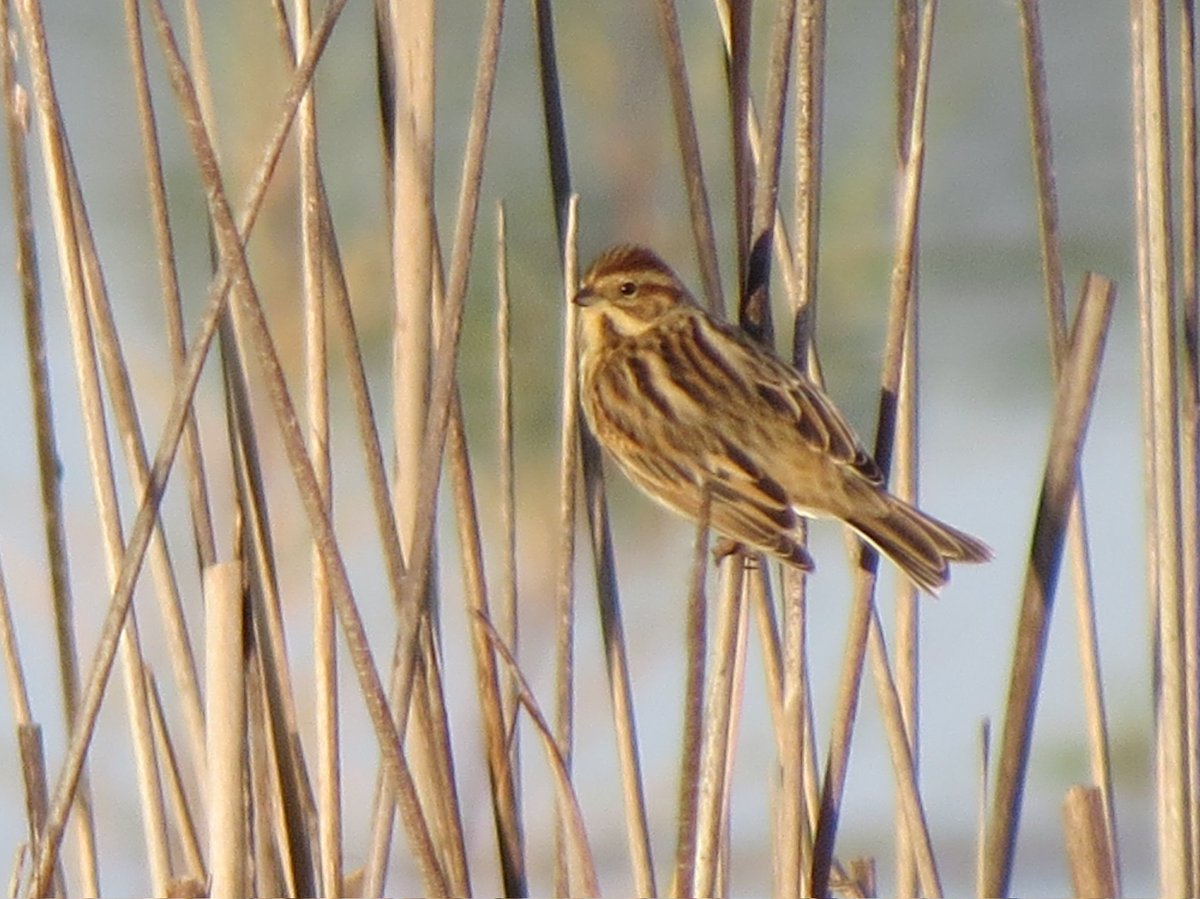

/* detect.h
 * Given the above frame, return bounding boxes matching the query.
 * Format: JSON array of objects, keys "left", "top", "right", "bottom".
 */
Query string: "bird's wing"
[
  {"left": 711, "top": 317, "right": 884, "bottom": 485},
  {"left": 619, "top": 426, "right": 803, "bottom": 556},
  {"left": 586, "top": 339, "right": 800, "bottom": 538}
]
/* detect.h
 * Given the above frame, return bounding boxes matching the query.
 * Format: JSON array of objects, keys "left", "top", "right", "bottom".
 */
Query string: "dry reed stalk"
[
  {"left": 581, "top": 467, "right": 657, "bottom": 896},
  {"left": 551, "top": 194, "right": 581, "bottom": 895},
  {"left": 1062, "top": 784, "right": 1118, "bottom": 899},
  {"left": 410, "top": 628, "right": 470, "bottom": 895},
  {"left": 16, "top": 725, "right": 53, "bottom": 894},
  {"left": 531, "top": 0, "right": 571, "bottom": 244},
  {"left": 776, "top": 566, "right": 814, "bottom": 899},
  {"left": 16, "top": 0, "right": 185, "bottom": 888},
  {"left": 145, "top": 1, "right": 448, "bottom": 893},
  {"left": 381, "top": 6, "right": 505, "bottom": 845},
  {"left": 721, "top": 569, "right": 756, "bottom": 895},
  {"left": 532, "top": 26, "right": 658, "bottom": 893},
  {"left": 789, "top": 5, "right": 826, "bottom": 892},
  {"left": 708, "top": 5, "right": 802, "bottom": 304},
  {"left": 575, "top": 168, "right": 656, "bottom": 899},
  {"left": 205, "top": 562, "right": 246, "bottom": 899},
  {"left": 3, "top": 75, "right": 99, "bottom": 883},
  {"left": 741, "top": 0, "right": 798, "bottom": 348},
  {"left": 892, "top": 4, "right": 921, "bottom": 894},
  {"left": 752, "top": 569, "right": 785, "bottom": 744},
  {"left": 371, "top": 2, "right": 453, "bottom": 879},
  {"left": 145, "top": 672, "right": 205, "bottom": 885},
  {"left": 245, "top": 659, "right": 281, "bottom": 897},
  {"left": 690, "top": 557, "right": 749, "bottom": 897},
  {"left": 495, "top": 201, "right": 522, "bottom": 793},
  {"left": 283, "top": 0, "right": 343, "bottom": 890},
  {"left": 221, "top": 296, "right": 317, "bottom": 896},
  {"left": 534, "top": 0, "right": 659, "bottom": 876},
  {"left": 671, "top": 493, "right": 711, "bottom": 896},
  {"left": 0, "top": 562, "right": 32, "bottom": 750},
  {"left": 180, "top": 0, "right": 218, "bottom": 152},
  {"left": 586, "top": 477, "right": 657, "bottom": 899},
  {"left": 0, "top": 9, "right": 72, "bottom": 890},
  {"left": 385, "top": 0, "right": 434, "bottom": 562},
  {"left": 26, "top": 1, "right": 355, "bottom": 890},
  {"left": 1, "top": 561, "right": 60, "bottom": 895},
  {"left": 560, "top": 198, "right": 657, "bottom": 896},
  {"left": 7, "top": 845, "right": 26, "bottom": 897},
  {"left": 811, "top": 3, "right": 937, "bottom": 892},
  {"left": 313, "top": 165, "right": 412, "bottom": 894},
  {"left": 72, "top": 142, "right": 209, "bottom": 788},
  {"left": 547, "top": 178, "right": 657, "bottom": 890},
  {"left": 1127, "top": 8, "right": 1164, "bottom": 893},
  {"left": 653, "top": 0, "right": 725, "bottom": 316},
  {"left": 773, "top": 0, "right": 825, "bottom": 891},
  {"left": 723, "top": 0, "right": 754, "bottom": 322},
  {"left": 576, "top": 337, "right": 659, "bottom": 897},
  {"left": 480, "top": 616, "right": 600, "bottom": 895},
  {"left": 1178, "top": 2, "right": 1200, "bottom": 891},
  {"left": 118, "top": 0, "right": 222, "bottom": 846},
  {"left": 982, "top": 273, "right": 1117, "bottom": 895},
  {"left": 362, "top": 0, "right": 509, "bottom": 889},
  {"left": 1014, "top": 4, "right": 1121, "bottom": 889},
  {"left": 7, "top": 3, "right": 108, "bottom": 892},
  {"left": 439, "top": 205, "right": 529, "bottom": 895},
  {"left": 313, "top": 174, "right": 409, "bottom": 596},
  {"left": 791, "top": 0, "right": 825, "bottom": 362},
  {"left": 119, "top": 612, "right": 173, "bottom": 895},
  {"left": 403, "top": 248, "right": 472, "bottom": 896},
  {"left": 975, "top": 719, "right": 990, "bottom": 896},
  {"left": 122, "top": 0, "right": 217, "bottom": 573},
  {"left": 866, "top": 606, "right": 940, "bottom": 895},
  {"left": 1133, "top": 0, "right": 1193, "bottom": 893},
  {"left": 448, "top": 380, "right": 526, "bottom": 894}
]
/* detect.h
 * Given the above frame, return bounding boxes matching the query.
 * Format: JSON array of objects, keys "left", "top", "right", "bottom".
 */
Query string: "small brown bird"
[{"left": 574, "top": 244, "right": 991, "bottom": 593}]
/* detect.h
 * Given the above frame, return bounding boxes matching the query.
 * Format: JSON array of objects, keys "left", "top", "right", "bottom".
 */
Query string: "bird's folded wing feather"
[{"left": 716, "top": 319, "right": 883, "bottom": 485}]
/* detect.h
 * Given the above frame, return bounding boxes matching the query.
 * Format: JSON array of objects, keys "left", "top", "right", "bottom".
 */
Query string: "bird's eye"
[{"left": 619, "top": 281, "right": 637, "bottom": 297}]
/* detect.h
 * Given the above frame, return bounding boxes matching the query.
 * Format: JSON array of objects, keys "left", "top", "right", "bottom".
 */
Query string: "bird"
[{"left": 573, "top": 243, "right": 991, "bottom": 593}]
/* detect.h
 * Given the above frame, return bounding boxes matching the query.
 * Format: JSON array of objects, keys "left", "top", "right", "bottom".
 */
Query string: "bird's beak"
[{"left": 573, "top": 286, "right": 598, "bottom": 307}]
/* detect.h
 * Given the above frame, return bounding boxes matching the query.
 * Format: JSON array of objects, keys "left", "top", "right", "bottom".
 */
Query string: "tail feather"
[{"left": 847, "top": 495, "right": 991, "bottom": 594}]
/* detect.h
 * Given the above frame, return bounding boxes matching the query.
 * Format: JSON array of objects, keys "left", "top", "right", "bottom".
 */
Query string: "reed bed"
[{"left": 0, "top": 0, "right": 1191, "bottom": 896}]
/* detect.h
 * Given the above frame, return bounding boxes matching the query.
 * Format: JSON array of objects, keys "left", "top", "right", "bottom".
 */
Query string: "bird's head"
[{"left": 574, "top": 244, "right": 694, "bottom": 338}]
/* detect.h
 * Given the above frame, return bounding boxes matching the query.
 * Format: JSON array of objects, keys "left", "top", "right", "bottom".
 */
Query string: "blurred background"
[{"left": 0, "top": 1, "right": 1158, "bottom": 895}]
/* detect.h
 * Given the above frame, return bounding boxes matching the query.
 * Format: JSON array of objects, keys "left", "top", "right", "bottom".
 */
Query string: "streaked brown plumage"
[{"left": 574, "top": 244, "right": 991, "bottom": 593}]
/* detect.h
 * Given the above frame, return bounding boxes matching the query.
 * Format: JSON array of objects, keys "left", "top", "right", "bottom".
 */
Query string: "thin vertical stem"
[
  {"left": 493, "top": 203, "right": 527, "bottom": 895},
  {"left": 744, "top": 0, "right": 798, "bottom": 347},
  {"left": 1136, "top": 1, "right": 1192, "bottom": 894},
  {"left": 1178, "top": 2, "right": 1200, "bottom": 891},
  {"left": 690, "top": 558, "right": 748, "bottom": 897},
  {"left": 387, "top": 0, "right": 434, "bottom": 560},
  {"left": 552, "top": 195, "right": 581, "bottom": 896},
  {"left": 26, "top": 5, "right": 363, "bottom": 888},
  {"left": 982, "top": 275, "right": 1118, "bottom": 896},
  {"left": 653, "top": 0, "right": 725, "bottom": 316},
  {"left": 3, "top": 0, "right": 98, "bottom": 890},
  {"left": 124, "top": 0, "right": 217, "bottom": 572},
  {"left": 720, "top": 0, "right": 753, "bottom": 314},
  {"left": 291, "top": 0, "right": 341, "bottom": 890},
  {"left": 206, "top": 562, "right": 247, "bottom": 899},
  {"left": 810, "top": 4, "right": 936, "bottom": 893},
  {"left": 531, "top": 0, "right": 571, "bottom": 247},
  {"left": 672, "top": 495, "right": 711, "bottom": 896},
  {"left": 1015, "top": 2, "right": 1121, "bottom": 891},
  {"left": 893, "top": 4, "right": 921, "bottom": 896}
]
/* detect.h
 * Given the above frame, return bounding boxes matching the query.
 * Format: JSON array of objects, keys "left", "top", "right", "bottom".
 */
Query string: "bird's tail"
[{"left": 846, "top": 495, "right": 991, "bottom": 594}]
